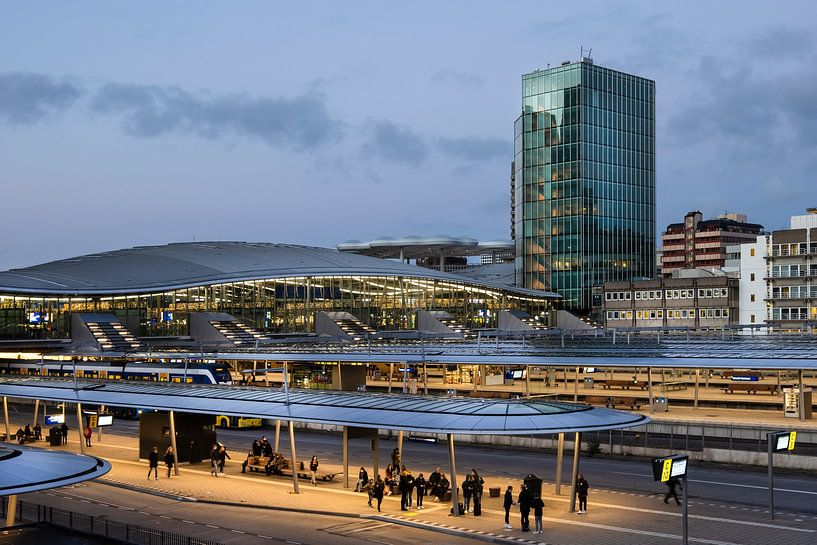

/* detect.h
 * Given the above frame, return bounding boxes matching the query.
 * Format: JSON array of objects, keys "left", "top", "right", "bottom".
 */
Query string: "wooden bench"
[
  {"left": 722, "top": 383, "right": 779, "bottom": 394},
  {"left": 241, "top": 454, "right": 271, "bottom": 473},
  {"left": 606, "top": 396, "right": 643, "bottom": 410},
  {"left": 661, "top": 381, "right": 688, "bottom": 392},
  {"left": 596, "top": 379, "right": 648, "bottom": 390},
  {"left": 584, "top": 395, "right": 613, "bottom": 407}
]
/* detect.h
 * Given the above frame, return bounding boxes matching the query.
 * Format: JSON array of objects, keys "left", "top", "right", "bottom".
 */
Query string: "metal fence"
[{"left": 1, "top": 498, "right": 223, "bottom": 545}]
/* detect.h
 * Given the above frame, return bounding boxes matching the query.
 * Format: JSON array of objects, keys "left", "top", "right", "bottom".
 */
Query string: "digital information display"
[
  {"left": 773, "top": 431, "right": 796, "bottom": 451},
  {"left": 97, "top": 414, "right": 113, "bottom": 427},
  {"left": 45, "top": 414, "right": 65, "bottom": 425},
  {"left": 652, "top": 455, "right": 689, "bottom": 482}
]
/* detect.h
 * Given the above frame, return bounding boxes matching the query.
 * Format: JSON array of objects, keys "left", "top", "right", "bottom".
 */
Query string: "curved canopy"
[
  {"left": 0, "top": 241, "right": 556, "bottom": 299},
  {"left": 0, "top": 444, "right": 111, "bottom": 495},
  {"left": 338, "top": 235, "right": 513, "bottom": 260},
  {"left": 0, "top": 378, "right": 648, "bottom": 435}
]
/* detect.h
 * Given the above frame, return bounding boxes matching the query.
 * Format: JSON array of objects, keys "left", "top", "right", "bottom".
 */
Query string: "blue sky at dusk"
[{"left": 1, "top": 1, "right": 815, "bottom": 269}]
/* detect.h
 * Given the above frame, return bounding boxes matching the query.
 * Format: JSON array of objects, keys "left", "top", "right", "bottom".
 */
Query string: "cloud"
[
  {"left": 740, "top": 26, "right": 814, "bottom": 59},
  {"left": 361, "top": 119, "right": 428, "bottom": 165},
  {"left": 432, "top": 69, "right": 483, "bottom": 87},
  {"left": 0, "top": 72, "right": 82, "bottom": 125},
  {"left": 437, "top": 135, "right": 510, "bottom": 162},
  {"left": 91, "top": 83, "right": 342, "bottom": 150}
]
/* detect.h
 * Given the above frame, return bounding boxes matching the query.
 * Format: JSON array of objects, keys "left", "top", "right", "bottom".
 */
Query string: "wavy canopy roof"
[
  {"left": 0, "top": 241, "right": 557, "bottom": 298},
  {"left": 0, "top": 444, "right": 111, "bottom": 495}
]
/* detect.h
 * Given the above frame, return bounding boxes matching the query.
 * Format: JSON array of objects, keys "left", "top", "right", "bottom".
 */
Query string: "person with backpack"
[
  {"left": 415, "top": 473, "right": 427, "bottom": 510},
  {"left": 532, "top": 495, "right": 545, "bottom": 534},
  {"left": 373, "top": 476, "right": 386, "bottom": 512},
  {"left": 576, "top": 474, "right": 590, "bottom": 514},
  {"left": 355, "top": 466, "right": 369, "bottom": 492}
]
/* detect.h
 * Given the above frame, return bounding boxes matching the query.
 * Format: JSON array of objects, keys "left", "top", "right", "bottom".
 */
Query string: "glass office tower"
[{"left": 513, "top": 58, "right": 655, "bottom": 311}]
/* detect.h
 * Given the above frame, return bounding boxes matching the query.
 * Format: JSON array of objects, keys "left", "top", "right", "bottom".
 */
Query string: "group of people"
[
  {"left": 13, "top": 423, "right": 42, "bottom": 443},
  {"left": 503, "top": 474, "right": 590, "bottom": 534},
  {"left": 209, "top": 443, "right": 231, "bottom": 476},
  {"left": 147, "top": 446, "right": 176, "bottom": 479}
]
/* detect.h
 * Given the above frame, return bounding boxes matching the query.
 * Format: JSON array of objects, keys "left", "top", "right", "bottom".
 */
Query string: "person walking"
[
  {"left": 373, "top": 476, "right": 386, "bottom": 512},
  {"left": 355, "top": 466, "right": 369, "bottom": 492},
  {"left": 217, "top": 444, "right": 230, "bottom": 476},
  {"left": 147, "top": 446, "right": 159, "bottom": 480},
  {"left": 518, "top": 483, "right": 532, "bottom": 532},
  {"left": 664, "top": 477, "right": 682, "bottom": 506},
  {"left": 209, "top": 444, "right": 220, "bottom": 476},
  {"left": 164, "top": 447, "right": 175, "bottom": 478},
  {"left": 576, "top": 474, "right": 590, "bottom": 514},
  {"left": 309, "top": 455, "right": 319, "bottom": 485},
  {"left": 83, "top": 425, "right": 93, "bottom": 447},
  {"left": 415, "top": 473, "right": 426, "bottom": 510},
  {"left": 532, "top": 495, "right": 545, "bottom": 534},
  {"left": 462, "top": 474, "right": 474, "bottom": 513},
  {"left": 60, "top": 422, "right": 69, "bottom": 445},
  {"left": 503, "top": 485, "right": 514, "bottom": 530},
  {"left": 363, "top": 478, "right": 374, "bottom": 507}
]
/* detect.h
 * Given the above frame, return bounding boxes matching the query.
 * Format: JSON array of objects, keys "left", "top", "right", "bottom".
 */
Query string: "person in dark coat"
[
  {"left": 373, "top": 476, "right": 386, "bottom": 512},
  {"left": 518, "top": 484, "right": 532, "bottom": 531},
  {"left": 164, "top": 447, "right": 175, "bottom": 478},
  {"left": 251, "top": 439, "right": 262, "bottom": 456},
  {"left": 60, "top": 422, "right": 69, "bottom": 445},
  {"left": 209, "top": 444, "right": 220, "bottom": 476},
  {"left": 24, "top": 425, "right": 32, "bottom": 440},
  {"left": 428, "top": 467, "right": 441, "bottom": 498},
  {"left": 415, "top": 473, "right": 427, "bottom": 509},
  {"left": 503, "top": 485, "right": 514, "bottom": 530},
  {"left": 355, "top": 467, "right": 369, "bottom": 492},
  {"left": 436, "top": 474, "right": 449, "bottom": 503},
  {"left": 664, "top": 477, "right": 682, "bottom": 506},
  {"left": 462, "top": 475, "right": 474, "bottom": 513},
  {"left": 309, "top": 455, "right": 319, "bottom": 485},
  {"left": 576, "top": 474, "right": 590, "bottom": 514},
  {"left": 390, "top": 447, "right": 401, "bottom": 469},
  {"left": 147, "top": 446, "right": 159, "bottom": 480},
  {"left": 217, "top": 445, "right": 230, "bottom": 476},
  {"left": 471, "top": 468, "right": 484, "bottom": 516},
  {"left": 33, "top": 423, "right": 41, "bottom": 440},
  {"left": 533, "top": 495, "right": 545, "bottom": 534},
  {"left": 399, "top": 469, "right": 410, "bottom": 510}
]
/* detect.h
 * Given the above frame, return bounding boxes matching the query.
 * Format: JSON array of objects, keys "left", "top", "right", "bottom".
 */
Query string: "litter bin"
[
  {"left": 49, "top": 426, "right": 62, "bottom": 446},
  {"left": 653, "top": 396, "right": 668, "bottom": 412},
  {"left": 584, "top": 377, "right": 594, "bottom": 389},
  {"left": 523, "top": 473, "right": 543, "bottom": 498}
]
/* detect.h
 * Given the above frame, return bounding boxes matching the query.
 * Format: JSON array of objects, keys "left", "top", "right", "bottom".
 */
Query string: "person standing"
[
  {"left": 147, "top": 447, "right": 159, "bottom": 480},
  {"left": 60, "top": 422, "right": 69, "bottom": 445},
  {"left": 83, "top": 425, "right": 92, "bottom": 447},
  {"left": 355, "top": 466, "right": 369, "bottom": 492},
  {"left": 309, "top": 455, "right": 319, "bottom": 485},
  {"left": 405, "top": 470, "right": 415, "bottom": 509},
  {"left": 518, "top": 483, "right": 532, "bottom": 532},
  {"left": 532, "top": 495, "right": 545, "bottom": 534},
  {"left": 33, "top": 423, "right": 41, "bottom": 441},
  {"left": 390, "top": 447, "right": 401, "bottom": 469},
  {"left": 576, "top": 474, "right": 590, "bottom": 514},
  {"left": 664, "top": 476, "right": 682, "bottom": 506},
  {"left": 462, "top": 474, "right": 474, "bottom": 513},
  {"left": 373, "top": 476, "right": 386, "bottom": 512},
  {"left": 209, "top": 444, "right": 220, "bottom": 476},
  {"left": 164, "top": 447, "right": 175, "bottom": 478},
  {"left": 471, "top": 468, "right": 484, "bottom": 516},
  {"left": 415, "top": 473, "right": 426, "bottom": 510},
  {"left": 503, "top": 485, "right": 514, "bottom": 530},
  {"left": 399, "top": 468, "right": 409, "bottom": 510}
]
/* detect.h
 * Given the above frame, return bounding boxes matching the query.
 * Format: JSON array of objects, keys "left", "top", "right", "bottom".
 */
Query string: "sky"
[{"left": 1, "top": 1, "right": 815, "bottom": 270}]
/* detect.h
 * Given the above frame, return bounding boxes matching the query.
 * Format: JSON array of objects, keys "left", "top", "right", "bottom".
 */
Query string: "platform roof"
[
  {"left": 0, "top": 444, "right": 111, "bottom": 495},
  {"left": 0, "top": 241, "right": 556, "bottom": 299},
  {"left": 0, "top": 378, "right": 648, "bottom": 435}
]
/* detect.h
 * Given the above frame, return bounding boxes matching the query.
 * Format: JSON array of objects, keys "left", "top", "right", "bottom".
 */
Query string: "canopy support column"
[
  {"left": 274, "top": 420, "right": 281, "bottom": 452},
  {"left": 288, "top": 420, "right": 300, "bottom": 494},
  {"left": 554, "top": 432, "right": 565, "bottom": 495},
  {"left": 97, "top": 405, "right": 105, "bottom": 443},
  {"left": 397, "top": 430, "right": 404, "bottom": 467},
  {"left": 373, "top": 431, "right": 380, "bottom": 480},
  {"left": 799, "top": 369, "right": 805, "bottom": 422},
  {"left": 343, "top": 426, "right": 349, "bottom": 488},
  {"left": 76, "top": 402, "right": 86, "bottom": 454},
  {"left": 388, "top": 363, "right": 394, "bottom": 393},
  {"left": 448, "top": 433, "right": 460, "bottom": 516},
  {"left": 423, "top": 362, "right": 429, "bottom": 395},
  {"left": 694, "top": 369, "right": 700, "bottom": 409},
  {"left": 574, "top": 367, "right": 579, "bottom": 403},
  {"left": 169, "top": 410, "right": 180, "bottom": 476},
  {"left": 648, "top": 368, "right": 654, "bottom": 411},
  {"left": 5, "top": 494, "right": 17, "bottom": 527},
  {"left": 569, "top": 432, "right": 581, "bottom": 513},
  {"left": 32, "top": 400, "right": 40, "bottom": 427},
  {"left": 3, "top": 397, "right": 9, "bottom": 443}
]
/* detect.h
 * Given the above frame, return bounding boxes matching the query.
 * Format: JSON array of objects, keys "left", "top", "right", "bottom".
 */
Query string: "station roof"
[
  {"left": 0, "top": 444, "right": 111, "bottom": 495},
  {"left": 337, "top": 236, "right": 514, "bottom": 259},
  {"left": 0, "top": 241, "right": 556, "bottom": 299},
  {"left": 0, "top": 378, "right": 648, "bottom": 435}
]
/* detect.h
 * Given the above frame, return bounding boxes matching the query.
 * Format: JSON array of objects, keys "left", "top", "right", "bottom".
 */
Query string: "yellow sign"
[
  {"left": 788, "top": 431, "right": 797, "bottom": 450},
  {"left": 88, "top": 415, "right": 98, "bottom": 428},
  {"left": 661, "top": 458, "right": 673, "bottom": 482}
]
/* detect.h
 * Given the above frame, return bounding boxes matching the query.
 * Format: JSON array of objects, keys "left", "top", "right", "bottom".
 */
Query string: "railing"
[{"left": 0, "top": 498, "right": 224, "bottom": 545}]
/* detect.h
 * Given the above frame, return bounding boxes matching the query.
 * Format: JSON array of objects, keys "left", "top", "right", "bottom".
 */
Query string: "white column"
[
  {"left": 568, "top": 432, "right": 581, "bottom": 513},
  {"left": 388, "top": 363, "right": 394, "bottom": 393},
  {"left": 5, "top": 494, "right": 17, "bottom": 527},
  {"left": 343, "top": 426, "right": 349, "bottom": 489},
  {"left": 694, "top": 369, "right": 700, "bottom": 409},
  {"left": 97, "top": 405, "right": 105, "bottom": 443},
  {"left": 3, "top": 397, "right": 9, "bottom": 442},
  {"left": 169, "top": 410, "right": 180, "bottom": 476},
  {"left": 274, "top": 420, "right": 281, "bottom": 452},
  {"left": 76, "top": 403, "right": 86, "bottom": 454},
  {"left": 448, "top": 433, "right": 460, "bottom": 516},
  {"left": 554, "top": 432, "right": 565, "bottom": 495},
  {"left": 397, "top": 430, "right": 404, "bottom": 466},
  {"left": 288, "top": 420, "right": 300, "bottom": 494},
  {"left": 32, "top": 400, "right": 40, "bottom": 427}
]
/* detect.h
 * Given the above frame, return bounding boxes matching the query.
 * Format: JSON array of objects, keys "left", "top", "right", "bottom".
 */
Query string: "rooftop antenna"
[{"left": 581, "top": 46, "right": 593, "bottom": 60}]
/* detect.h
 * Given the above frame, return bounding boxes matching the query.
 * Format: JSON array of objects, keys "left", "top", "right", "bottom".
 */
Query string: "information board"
[
  {"left": 652, "top": 455, "right": 689, "bottom": 482},
  {"left": 772, "top": 431, "right": 796, "bottom": 451}
]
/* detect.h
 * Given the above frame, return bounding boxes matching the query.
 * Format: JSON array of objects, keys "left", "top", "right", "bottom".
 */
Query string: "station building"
[{"left": 0, "top": 242, "right": 558, "bottom": 341}]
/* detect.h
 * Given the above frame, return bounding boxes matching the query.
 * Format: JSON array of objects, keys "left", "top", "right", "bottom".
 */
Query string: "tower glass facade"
[{"left": 514, "top": 59, "right": 655, "bottom": 311}]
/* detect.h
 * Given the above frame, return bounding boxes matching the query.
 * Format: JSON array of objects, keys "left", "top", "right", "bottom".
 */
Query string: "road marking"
[
  {"left": 343, "top": 522, "right": 392, "bottom": 534},
  {"left": 205, "top": 524, "right": 219, "bottom": 529},
  {"left": 257, "top": 535, "right": 273, "bottom": 540},
  {"left": 182, "top": 520, "right": 195, "bottom": 524},
  {"left": 613, "top": 471, "right": 817, "bottom": 496},
  {"left": 231, "top": 529, "right": 245, "bottom": 534}
]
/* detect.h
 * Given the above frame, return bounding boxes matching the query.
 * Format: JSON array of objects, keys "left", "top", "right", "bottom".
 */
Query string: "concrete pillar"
[
  {"left": 288, "top": 420, "right": 300, "bottom": 494},
  {"left": 169, "top": 410, "right": 180, "bottom": 476},
  {"left": 694, "top": 369, "right": 700, "bottom": 409},
  {"left": 799, "top": 369, "right": 805, "bottom": 422},
  {"left": 373, "top": 432, "right": 380, "bottom": 479},
  {"left": 648, "top": 368, "right": 654, "bottom": 411},
  {"left": 574, "top": 366, "right": 579, "bottom": 403},
  {"left": 32, "top": 400, "right": 40, "bottom": 427},
  {"left": 274, "top": 420, "right": 281, "bottom": 452},
  {"left": 423, "top": 362, "right": 429, "bottom": 395},
  {"left": 448, "top": 433, "right": 460, "bottom": 516},
  {"left": 569, "top": 432, "right": 581, "bottom": 513},
  {"left": 5, "top": 494, "right": 17, "bottom": 527},
  {"left": 397, "top": 430, "right": 404, "bottom": 466},
  {"left": 388, "top": 363, "right": 394, "bottom": 393},
  {"left": 97, "top": 405, "right": 105, "bottom": 443},
  {"left": 337, "top": 362, "right": 344, "bottom": 391},
  {"left": 343, "top": 426, "right": 350, "bottom": 488},
  {"left": 554, "top": 432, "right": 565, "bottom": 495},
  {"left": 3, "top": 397, "right": 9, "bottom": 442},
  {"left": 525, "top": 368, "right": 531, "bottom": 397},
  {"left": 76, "top": 403, "right": 86, "bottom": 454}
]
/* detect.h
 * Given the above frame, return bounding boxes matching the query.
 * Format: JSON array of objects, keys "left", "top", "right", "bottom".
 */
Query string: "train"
[{"left": 0, "top": 359, "right": 234, "bottom": 385}]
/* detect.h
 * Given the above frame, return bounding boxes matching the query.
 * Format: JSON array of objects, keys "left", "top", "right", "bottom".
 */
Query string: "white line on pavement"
[{"left": 613, "top": 471, "right": 817, "bottom": 496}]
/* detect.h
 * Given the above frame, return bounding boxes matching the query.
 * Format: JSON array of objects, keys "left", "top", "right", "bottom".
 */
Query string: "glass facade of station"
[
  {"left": 514, "top": 59, "right": 656, "bottom": 310},
  {"left": 0, "top": 275, "right": 552, "bottom": 339}
]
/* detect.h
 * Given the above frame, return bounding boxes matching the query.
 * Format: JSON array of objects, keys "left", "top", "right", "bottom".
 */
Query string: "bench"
[
  {"left": 241, "top": 454, "right": 271, "bottom": 473},
  {"left": 722, "top": 383, "right": 779, "bottom": 394},
  {"left": 606, "top": 396, "right": 643, "bottom": 410},
  {"left": 584, "top": 395, "right": 613, "bottom": 407},
  {"left": 722, "top": 371, "right": 761, "bottom": 380},
  {"left": 661, "top": 381, "right": 688, "bottom": 392},
  {"left": 596, "top": 379, "right": 648, "bottom": 390}
]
